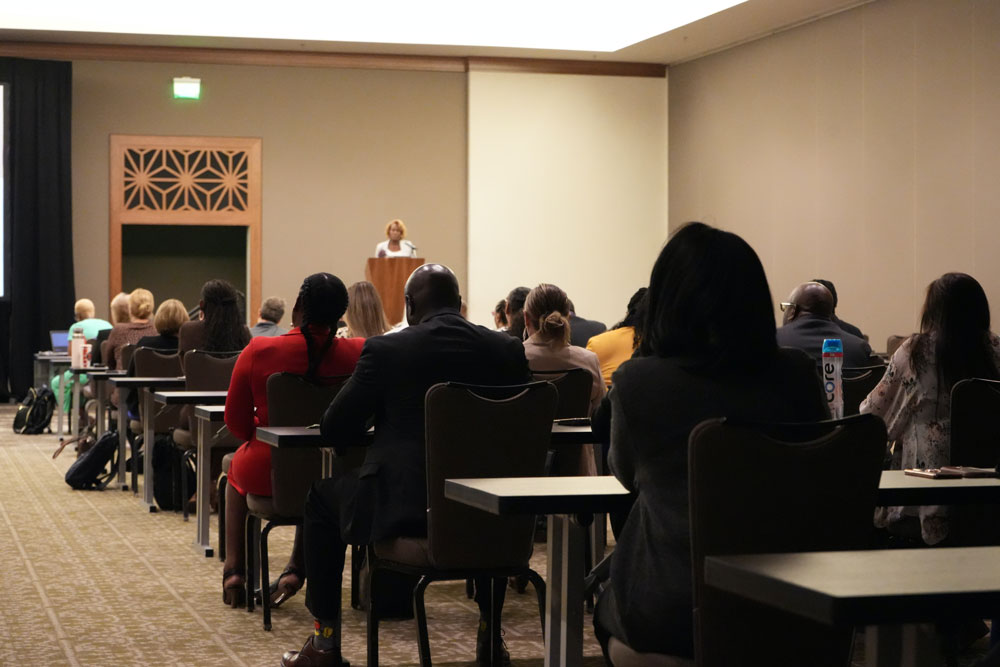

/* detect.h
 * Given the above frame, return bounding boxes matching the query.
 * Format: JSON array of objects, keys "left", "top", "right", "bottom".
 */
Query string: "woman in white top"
[{"left": 374, "top": 218, "right": 417, "bottom": 258}]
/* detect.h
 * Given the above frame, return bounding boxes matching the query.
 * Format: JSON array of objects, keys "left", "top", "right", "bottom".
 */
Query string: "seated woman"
[
  {"left": 374, "top": 218, "right": 417, "bottom": 258},
  {"left": 586, "top": 287, "right": 647, "bottom": 387},
  {"left": 178, "top": 279, "right": 251, "bottom": 360},
  {"left": 861, "top": 273, "right": 1000, "bottom": 546},
  {"left": 124, "top": 299, "right": 188, "bottom": 416},
  {"left": 222, "top": 273, "right": 365, "bottom": 608},
  {"left": 105, "top": 288, "right": 157, "bottom": 371},
  {"left": 522, "top": 283, "right": 605, "bottom": 416},
  {"left": 593, "top": 222, "right": 828, "bottom": 660},
  {"left": 336, "top": 281, "right": 390, "bottom": 338}
]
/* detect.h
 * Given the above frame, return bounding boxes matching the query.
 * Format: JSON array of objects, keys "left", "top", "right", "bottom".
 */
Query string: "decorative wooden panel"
[{"left": 109, "top": 135, "right": 262, "bottom": 319}]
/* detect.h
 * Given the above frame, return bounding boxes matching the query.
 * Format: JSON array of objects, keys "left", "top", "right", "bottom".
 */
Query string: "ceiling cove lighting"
[
  {"left": 2, "top": 1, "right": 748, "bottom": 52},
  {"left": 173, "top": 77, "right": 201, "bottom": 99}
]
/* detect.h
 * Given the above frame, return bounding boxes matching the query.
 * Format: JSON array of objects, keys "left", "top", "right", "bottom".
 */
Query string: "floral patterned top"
[{"left": 860, "top": 333, "right": 1000, "bottom": 544}]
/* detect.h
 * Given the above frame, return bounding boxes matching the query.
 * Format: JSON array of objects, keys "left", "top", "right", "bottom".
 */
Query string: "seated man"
[
  {"left": 567, "top": 298, "right": 607, "bottom": 347},
  {"left": 281, "top": 264, "right": 530, "bottom": 667},
  {"left": 250, "top": 296, "right": 287, "bottom": 337},
  {"left": 777, "top": 281, "right": 876, "bottom": 367}
]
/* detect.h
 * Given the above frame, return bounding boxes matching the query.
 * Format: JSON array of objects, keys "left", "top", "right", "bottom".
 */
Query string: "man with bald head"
[
  {"left": 777, "top": 281, "right": 875, "bottom": 367},
  {"left": 282, "top": 264, "right": 529, "bottom": 667}
]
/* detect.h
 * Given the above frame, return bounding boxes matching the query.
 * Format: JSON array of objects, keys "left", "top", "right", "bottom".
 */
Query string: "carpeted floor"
[{"left": 0, "top": 405, "right": 603, "bottom": 667}]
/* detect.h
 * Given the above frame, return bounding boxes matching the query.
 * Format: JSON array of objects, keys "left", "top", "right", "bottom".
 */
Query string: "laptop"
[{"left": 49, "top": 330, "right": 70, "bottom": 353}]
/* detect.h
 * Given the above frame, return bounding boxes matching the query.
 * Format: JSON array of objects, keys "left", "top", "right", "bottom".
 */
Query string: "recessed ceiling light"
[{"left": 3, "top": 1, "right": 748, "bottom": 52}]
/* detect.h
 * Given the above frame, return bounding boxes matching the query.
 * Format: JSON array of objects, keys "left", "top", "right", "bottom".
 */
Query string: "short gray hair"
[{"left": 259, "top": 296, "right": 286, "bottom": 323}]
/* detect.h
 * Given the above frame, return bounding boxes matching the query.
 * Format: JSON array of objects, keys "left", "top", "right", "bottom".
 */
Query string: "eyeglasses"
[{"left": 779, "top": 302, "right": 797, "bottom": 312}]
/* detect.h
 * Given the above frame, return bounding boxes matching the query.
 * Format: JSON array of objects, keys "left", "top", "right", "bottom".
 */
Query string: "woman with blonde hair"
[
  {"left": 106, "top": 288, "right": 157, "bottom": 370},
  {"left": 374, "top": 218, "right": 417, "bottom": 258},
  {"left": 337, "top": 281, "right": 390, "bottom": 338}
]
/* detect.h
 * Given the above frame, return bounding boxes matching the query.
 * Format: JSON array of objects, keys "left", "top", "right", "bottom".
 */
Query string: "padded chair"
[
  {"left": 132, "top": 347, "right": 184, "bottom": 434},
  {"left": 842, "top": 363, "right": 886, "bottom": 416},
  {"left": 365, "top": 381, "right": 558, "bottom": 667},
  {"left": 244, "top": 372, "right": 350, "bottom": 630},
  {"left": 530, "top": 367, "right": 592, "bottom": 419},
  {"left": 949, "top": 378, "right": 1000, "bottom": 546},
  {"left": 886, "top": 334, "right": 910, "bottom": 358},
  {"left": 688, "top": 414, "right": 886, "bottom": 667}
]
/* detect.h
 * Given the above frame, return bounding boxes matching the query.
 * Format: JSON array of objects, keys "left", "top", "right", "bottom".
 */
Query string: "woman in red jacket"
[{"left": 222, "top": 273, "right": 365, "bottom": 607}]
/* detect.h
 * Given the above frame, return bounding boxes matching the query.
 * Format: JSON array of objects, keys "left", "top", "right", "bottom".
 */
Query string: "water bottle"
[
  {"left": 822, "top": 338, "right": 844, "bottom": 419},
  {"left": 70, "top": 329, "right": 86, "bottom": 368}
]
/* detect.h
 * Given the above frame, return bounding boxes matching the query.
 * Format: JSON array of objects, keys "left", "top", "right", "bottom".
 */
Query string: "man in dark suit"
[
  {"left": 777, "top": 281, "right": 876, "bottom": 367},
  {"left": 567, "top": 299, "right": 606, "bottom": 347},
  {"left": 281, "top": 264, "right": 530, "bottom": 667}
]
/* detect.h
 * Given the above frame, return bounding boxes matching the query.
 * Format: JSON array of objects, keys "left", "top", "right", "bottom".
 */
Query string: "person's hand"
[{"left": 377, "top": 249, "right": 386, "bottom": 258}]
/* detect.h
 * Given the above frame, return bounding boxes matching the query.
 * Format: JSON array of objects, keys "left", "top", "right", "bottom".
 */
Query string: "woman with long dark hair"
[
  {"left": 179, "top": 279, "right": 251, "bottom": 358},
  {"left": 862, "top": 272, "right": 1000, "bottom": 545},
  {"left": 221, "top": 273, "right": 364, "bottom": 608},
  {"left": 593, "top": 222, "right": 828, "bottom": 659}
]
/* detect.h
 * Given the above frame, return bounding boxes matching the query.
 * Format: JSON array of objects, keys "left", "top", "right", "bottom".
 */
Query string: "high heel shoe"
[
  {"left": 223, "top": 568, "right": 246, "bottom": 608},
  {"left": 269, "top": 566, "right": 305, "bottom": 608}
]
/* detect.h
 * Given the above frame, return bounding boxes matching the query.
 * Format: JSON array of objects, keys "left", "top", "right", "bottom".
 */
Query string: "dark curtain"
[{"left": 0, "top": 58, "right": 75, "bottom": 399}]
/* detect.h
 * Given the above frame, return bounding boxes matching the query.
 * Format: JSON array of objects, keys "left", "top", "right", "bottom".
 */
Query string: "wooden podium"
[{"left": 365, "top": 257, "right": 424, "bottom": 325}]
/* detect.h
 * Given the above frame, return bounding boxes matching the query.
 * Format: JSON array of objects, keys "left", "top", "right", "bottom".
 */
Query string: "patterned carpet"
[{"left": 0, "top": 405, "right": 605, "bottom": 667}]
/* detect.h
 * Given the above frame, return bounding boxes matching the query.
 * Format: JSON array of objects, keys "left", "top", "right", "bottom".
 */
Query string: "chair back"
[
  {"left": 183, "top": 350, "right": 241, "bottom": 390},
  {"left": 688, "top": 414, "right": 886, "bottom": 667},
  {"left": 424, "top": 381, "right": 557, "bottom": 570},
  {"left": 886, "top": 334, "right": 909, "bottom": 358},
  {"left": 119, "top": 343, "right": 137, "bottom": 371},
  {"left": 133, "top": 347, "right": 183, "bottom": 432},
  {"left": 949, "top": 378, "right": 1000, "bottom": 545},
  {"left": 265, "top": 373, "right": 350, "bottom": 514},
  {"left": 100, "top": 339, "right": 112, "bottom": 366},
  {"left": 530, "top": 367, "right": 591, "bottom": 418},
  {"left": 842, "top": 364, "right": 886, "bottom": 416}
]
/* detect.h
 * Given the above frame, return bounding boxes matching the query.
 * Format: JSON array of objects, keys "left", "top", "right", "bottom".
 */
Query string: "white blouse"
[{"left": 374, "top": 240, "right": 417, "bottom": 258}]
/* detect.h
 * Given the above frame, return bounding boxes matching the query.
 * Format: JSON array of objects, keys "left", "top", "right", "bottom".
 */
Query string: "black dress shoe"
[
  {"left": 280, "top": 636, "right": 349, "bottom": 667},
  {"left": 476, "top": 620, "right": 511, "bottom": 667}
]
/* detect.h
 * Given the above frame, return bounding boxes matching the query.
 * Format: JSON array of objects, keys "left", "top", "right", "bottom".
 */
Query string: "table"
[
  {"left": 445, "top": 476, "right": 633, "bottom": 667},
  {"left": 192, "top": 405, "right": 228, "bottom": 557},
  {"left": 84, "top": 369, "right": 125, "bottom": 438},
  {"left": 877, "top": 470, "right": 1000, "bottom": 506},
  {"left": 705, "top": 547, "right": 1000, "bottom": 667},
  {"left": 256, "top": 423, "right": 594, "bottom": 449},
  {"left": 107, "top": 376, "right": 186, "bottom": 499}
]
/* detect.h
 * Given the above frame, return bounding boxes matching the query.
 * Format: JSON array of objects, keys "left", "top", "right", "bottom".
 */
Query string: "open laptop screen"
[{"left": 50, "top": 330, "right": 69, "bottom": 352}]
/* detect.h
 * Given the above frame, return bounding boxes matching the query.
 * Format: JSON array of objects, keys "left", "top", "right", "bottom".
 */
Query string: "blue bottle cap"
[{"left": 822, "top": 338, "right": 843, "bottom": 355}]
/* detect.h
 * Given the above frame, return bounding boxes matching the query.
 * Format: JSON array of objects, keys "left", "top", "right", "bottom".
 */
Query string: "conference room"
[{"left": 2, "top": 0, "right": 1000, "bottom": 665}]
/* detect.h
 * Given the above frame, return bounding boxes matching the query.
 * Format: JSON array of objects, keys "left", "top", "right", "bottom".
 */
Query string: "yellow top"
[{"left": 585, "top": 326, "right": 636, "bottom": 387}]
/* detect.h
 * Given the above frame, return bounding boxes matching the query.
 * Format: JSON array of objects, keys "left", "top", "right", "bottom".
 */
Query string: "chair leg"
[
  {"left": 351, "top": 544, "right": 362, "bottom": 610},
  {"left": 414, "top": 575, "right": 433, "bottom": 667},
  {"left": 261, "top": 521, "right": 274, "bottom": 631},
  {"left": 245, "top": 514, "right": 258, "bottom": 613},
  {"left": 217, "top": 474, "right": 227, "bottom": 562},
  {"left": 526, "top": 569, "right": 546, "bottom": 635},
  {"left": 181, "top": 449, "right": 196, "bottom": 522},
  {"left": 465, "top": 577, "right": 475, "bottom": 599},
  {"left": 366, "top": 549, "right": 379, "bottom": 667}
]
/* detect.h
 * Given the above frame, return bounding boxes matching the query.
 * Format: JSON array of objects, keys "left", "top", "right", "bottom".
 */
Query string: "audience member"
[
  {"left": 106, "top": 288, "right": 157, "bottom": 370},
  {"left": 124, "top": 299, "right": 189, "bottom": 416},
  {"left": 586, "top": 288, "right": 647, "bottom": 387},
  {"left": 280, "top": 264, "right": 529, "bottom": 667},
  {"left": 251, "top": 297, "right": 287, "bottom": 337},
  {"left": 492, "top": 299, "right": 508, "bottom": 330},
  {"left": 337, "top": 281, "right": 389, "bottom": 338},
  {"left": 51, "top": 298, "right": 113, "bottom": 411},
  {"left": 223, "top": 273, "right": 364, "bottom": 609},
  {"left": 567, "top": 299, "right": 607, "bottom": 347},
  {"left": 776, "top": 281, "right": 876, "bottom": 366},
  {"left": 592, "top": 222, "right": 828, "bottom": 660},
  {"left": 522, "top": 284, "right": 605, "bottom": 416},
  {"left": 374, "top": 218, "right": 417, "bottom": 258},
  {"left": 861, "top": 272, "right": 1000, "bottom": 546},
  {"left": 503, "top": 286, "right": 530, "bottom": 341},
  {"left": 178, "top": 279, "right": 251, "bottom": 360},
  {"left": 91, "top": 292, "right": 129, "bottom": 366},
  {"left": 812, "top": 278, "right": 866, "bottom": 340}
]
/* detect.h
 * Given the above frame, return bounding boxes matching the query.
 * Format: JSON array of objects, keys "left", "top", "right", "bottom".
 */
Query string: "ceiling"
[{"left": 0, "top": 0, "right": 871, "bottom": 66}]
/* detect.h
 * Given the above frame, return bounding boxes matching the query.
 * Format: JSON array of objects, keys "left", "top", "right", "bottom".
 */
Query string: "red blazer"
[{"left": 224, "top": 327, "right": 364, "bottom": 496}]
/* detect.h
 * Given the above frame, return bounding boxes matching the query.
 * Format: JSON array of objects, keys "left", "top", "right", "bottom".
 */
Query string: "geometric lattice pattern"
[{"left": 123, "top": 148, "right": 249, "bottom": 211}]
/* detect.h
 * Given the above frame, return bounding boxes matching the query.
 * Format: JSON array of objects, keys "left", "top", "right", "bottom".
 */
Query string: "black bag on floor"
[
  {"left": 152, "top": 434, "right": 196, "bottom": 511},
  {"left": 65, "top": 430, "right": 119, "bottom": 490},
  {"left": 13, "top": 386, "right": 56, "bottom": 435}
]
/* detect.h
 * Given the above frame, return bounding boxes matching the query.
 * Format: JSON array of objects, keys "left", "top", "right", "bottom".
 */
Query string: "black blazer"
[
  {"left": 569, "top": 314, "right": 607, "bottom": 348},
  {"left": 320, "top": 308, "right": 530, "bottom": 542},
  {"left": 776, "top": 315, "right": 875, "bottom": 368}
]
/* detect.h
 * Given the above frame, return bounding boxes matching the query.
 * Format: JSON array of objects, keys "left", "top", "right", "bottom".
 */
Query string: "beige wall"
[
  {"left": 72, "top": 60, "right": 467, "bottom": 320},
  {"left": 467, "top": 71, "right": 669, "bottom": 329},
  {"left": 669, "top": 0, "right": 1000, "bottom": 351}
]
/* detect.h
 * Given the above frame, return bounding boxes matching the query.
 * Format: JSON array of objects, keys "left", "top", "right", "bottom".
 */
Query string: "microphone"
[{"left": 404, "top": 240, "right": 418, "bottom": 253}]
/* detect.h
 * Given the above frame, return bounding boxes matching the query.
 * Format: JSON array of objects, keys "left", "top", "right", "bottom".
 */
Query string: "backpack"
[
  {"left": 13, "top": 386, "right": 56, "bottom": 435},
  {"left": 65, "top": 430, "right": 119, "bottom": 490},
  {"left": 152, "top": 434, "right": 196, "bottom": 512}
]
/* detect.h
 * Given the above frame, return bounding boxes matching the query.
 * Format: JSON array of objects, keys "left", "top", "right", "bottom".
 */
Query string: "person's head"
[
  {"left": 110, "top": 292, "right": 130, "bottom": 325},
  {"left": 385, "top": 219, "right": 407, "bottom": 242},
  {"left": 504, "top": 286, "right": 530, "bottom": 339},
  {"left": 404, "top": 264, "right": 461, "bottom": 325},
  {"left": 128, "top": 288, "right": 154, "bottom": 322},
  {"left": 74, "top": 298, "right": 95, "bottom": 321},
  {"left": 524, "top": 284, "right": 571, "bottom": 345},
  {"left": 153, "top": 299, "right": 189, "bottom": 337},
  {"left": 913, "top": 272, "right": 998, "bottom": 392},
  {"left": 343, "top": 281, "right": 390, "bottom": 338},
  {"left": 493, "top": 299, "right": 508, "bottom": 329},
  {"left": 291, "top": 273, "right": 350, "bottom": 377},
  {"left": 259, "top": 297, "right": 286, "bottom": 325},
  {"left": 615, "top": 287, "right": 649, "bottom": 348},
  {"left": 812, "top": 279, "right": 839, "bottom": 309},
  {"left": 199, "top": 279, "right": 247, "bottom": 352},
  {"left": 640, "top": 222, "right": 777, "bottom": 370},
  {"left": 780, "top": 282, "right": 834, "bottom": 325}
]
